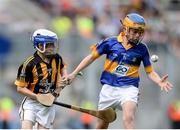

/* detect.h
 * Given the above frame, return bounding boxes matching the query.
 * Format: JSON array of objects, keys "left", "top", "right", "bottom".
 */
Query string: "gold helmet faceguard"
[{"left": 121, "top": 13, "right": 146, "bottom": 45}]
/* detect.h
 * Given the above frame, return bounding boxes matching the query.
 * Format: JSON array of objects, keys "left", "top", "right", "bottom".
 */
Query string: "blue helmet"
[
  {"left": 122, "top": 13, "right": 146, "bottom": 29},
  {"left": 32, "top": 29, "right": 58, "bottom": 53},
  {"left": 122, "top": 13, "right": 146, "bottom": 45}
]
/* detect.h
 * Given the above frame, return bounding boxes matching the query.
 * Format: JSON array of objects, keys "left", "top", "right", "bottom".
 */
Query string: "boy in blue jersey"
[{"left": 63, "top": 13, "right": 173, "bottom": 129}]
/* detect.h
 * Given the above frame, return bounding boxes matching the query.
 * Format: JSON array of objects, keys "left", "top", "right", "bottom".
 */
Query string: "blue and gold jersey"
[{"left": 90, "top": 32, "right": 153, "bottom": 88}]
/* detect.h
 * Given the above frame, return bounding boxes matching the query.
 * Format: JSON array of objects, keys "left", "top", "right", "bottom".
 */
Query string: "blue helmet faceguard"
[{"left": 32, "top": 29, "right": 58, "bottom": 54}]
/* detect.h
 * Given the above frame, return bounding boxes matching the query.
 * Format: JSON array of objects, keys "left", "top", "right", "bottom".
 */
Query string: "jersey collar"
[{"left": 117, "top": 32, "right": 133, "bottom": 50}]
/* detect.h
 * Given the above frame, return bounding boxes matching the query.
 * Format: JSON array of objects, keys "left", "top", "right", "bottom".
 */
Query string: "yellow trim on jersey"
[
  {"left": 56, "top": 59, "right": 61, "bottom": 87},
  {"left": 40, "top": 63, "right": 48, "bottom": 80},
  {"left": 90, "top": 44, "right": 100, "bottom": 59},
  {"left": 127, "top": 65, "right": 139, "bottom": 77},
  {"left": 14, "top": 80, "right": 28, "bottom": 87},
  {"left": 15, "top": 56, "right": 34, "bottom": 88},
  {"left": 145, "top": 65, "right": 153, "bottom": 73},
  {"left": 22, "top": 56, "right": 34, "bottom": 73},
  {"left": 104, "top": 59, "right": 118, "bottom": 73},
  {"left": 51, "top": 59, "right": 56, "bottom": 83},
  {"left": 30, "top": 66, "right": 38, "bottom": 91},
  {"left": 104, "top": 59, "right": 139, "bottom": 77},
  {"left": 117, "top": 33, "right": 133, "bottom": 50}
]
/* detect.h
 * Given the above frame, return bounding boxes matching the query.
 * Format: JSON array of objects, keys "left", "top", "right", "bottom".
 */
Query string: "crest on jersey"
[{"left": 132, "top": 57, "right": 137, "bottom": 62}]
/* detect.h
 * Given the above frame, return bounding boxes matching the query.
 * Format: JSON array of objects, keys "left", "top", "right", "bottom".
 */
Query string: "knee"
[{"left": 123, "top": 114, "right": 134, "bottom": 124}]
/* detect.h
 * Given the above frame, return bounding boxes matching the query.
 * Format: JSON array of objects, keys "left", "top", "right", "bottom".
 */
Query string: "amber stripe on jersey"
[
  {"left": 51, "top": 59, "right": 57, "bottom": 84},
  {"left": 104, "top": 59, "right": 139, "bottom": 77},
  {"left": 32, "top": 60, "right": 58, "bottom": 93},
  {"left": 30, "top": 66, "right": 38, "bottom": 92},
  {"left": 15, "top": 52, "right": 63, "bottom": 93}
]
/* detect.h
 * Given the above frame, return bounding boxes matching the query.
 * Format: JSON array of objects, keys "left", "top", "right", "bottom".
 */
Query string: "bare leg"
[
  {"left": 122, "top": 101, "right": 137, "bottom": 129},
  {"left": 96, "top": 118, "right": 109, "bottom": 129},
  {"left": 21, "top": 120, "right": 33, "bottom": 129}
]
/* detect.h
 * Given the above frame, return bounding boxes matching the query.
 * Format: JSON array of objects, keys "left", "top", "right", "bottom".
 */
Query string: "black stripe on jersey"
[
  {"left": 26, "top": 54, "right": 41, "bottom": 91},
  {"left": 59, "top": 56, "right": 64, "bottom": 69},
  {"left": 34, "top": 62, "right": 43, "bottom": 93},
  {"left": 36, "top": 62, "right": 44, "bottom": 80},
  {"left": 54, "top": 57, "right": 60, "bottom": 88},
  {"left": 22, "top": 56, "right": 34, "bottom": 74},
  {"left": 17, "top": 65, "right": 23, "bottom": 80},
  {"left": 47, "top": 63, "right": 53, "bottom": 88},
  {"left": 16, "top": 52, "right": 65, "bottom": 94}
]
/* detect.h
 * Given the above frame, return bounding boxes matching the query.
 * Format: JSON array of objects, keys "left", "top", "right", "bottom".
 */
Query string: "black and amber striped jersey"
[{"left": 15, "top": 51, "right": 66, "bottom": 94}]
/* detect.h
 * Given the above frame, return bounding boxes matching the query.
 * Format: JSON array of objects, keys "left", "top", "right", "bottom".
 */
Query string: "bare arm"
[
  {"left": 148, "top": 70, "right": 173, "bottom": 92},
  {"left": 148, "top": 70, "right": 162, "bottom": 84},
  {"left": 17, "top": 86, "right": 37, "bottom": 100},
  {"left": 64, "top": 54, "right": 96, "bottom": 84},
  {"left": 72, "top": 54, "right": 96, "bottom": 76}
]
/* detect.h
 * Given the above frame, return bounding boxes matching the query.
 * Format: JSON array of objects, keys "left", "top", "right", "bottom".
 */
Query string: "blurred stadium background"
[{"left": 0, "top": 0, "right": 180, "bottom": 129}]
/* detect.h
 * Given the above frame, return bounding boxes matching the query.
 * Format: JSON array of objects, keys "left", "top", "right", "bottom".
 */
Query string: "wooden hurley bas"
[{"left": 37, "top": 93, "right": 116, "bottom": 123}]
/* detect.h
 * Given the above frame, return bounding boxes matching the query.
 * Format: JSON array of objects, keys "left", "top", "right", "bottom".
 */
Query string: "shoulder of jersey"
[
  {"left": 98, "top": 36, "right": 118, "bottom": 45},
  {"left": 104, "top": 36, "right": 117, "bottom": 42},
  {"left": 21, "top": 55, "right": 34, "bottom": 73},
  {"left": 139, "top": 42, "right": 148, "bottom": 48},
  {"left": 136, "top": 42, "right": 149, "bottom": 54},
  {"left": 54, "top": 53, "right": 61, "bottom": 59},
  {"left": 23, "top": 55, "right": 34, "bottom": 66}
]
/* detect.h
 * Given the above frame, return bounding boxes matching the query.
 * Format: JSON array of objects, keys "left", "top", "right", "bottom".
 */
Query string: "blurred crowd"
[
  {"left": 29, "top": 0, "right": 180, "bottom": 57},
  {"left": 0, "top": 0, "right": 180, "bottom": 128},
  {"left": 0, "top": 96, "right": 20, "bottom": 129},
  {"left": 1, "top": 0, "right": 180, "bottom": 63}
]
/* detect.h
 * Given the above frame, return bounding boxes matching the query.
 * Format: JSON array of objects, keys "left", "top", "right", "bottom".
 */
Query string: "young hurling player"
[
  {"left": 63, "top": 13, "right": 173, "bottom": 129},
  {"left": 15, "top": 29, "right": 67, "bottom": 129}
]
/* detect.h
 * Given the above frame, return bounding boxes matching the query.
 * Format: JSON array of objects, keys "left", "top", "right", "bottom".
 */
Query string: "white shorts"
[
  {"left": 98, "top": 84, "right": 139, "bottom": 110},
  {"left": 19, "top": 97, "right": 56, "bottom": 128}
]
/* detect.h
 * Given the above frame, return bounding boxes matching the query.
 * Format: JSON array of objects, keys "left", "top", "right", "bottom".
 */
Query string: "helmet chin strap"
[
  {"left": 35, "top": 44, "right": 46, "bottom": 53},
  {"left": 36, "top": 42, "right": 58, "bottom": 59}
]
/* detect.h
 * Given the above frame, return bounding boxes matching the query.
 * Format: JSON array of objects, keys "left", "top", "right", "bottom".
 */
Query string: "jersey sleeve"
[
  {"left": 55, "top": 54, "right": 67, "bottom": 71},
  {"left": 90, "top": 39, "right": 109, "bottom": 59},
  {"left": 60, "top": 56, "right": 67, "bottom": 70},
  {"left": 142, "top": 45, "right": 154, "bottom": 73},
  {"left": 55, "top": 55, "right": 67, "bottom": 87},
  {"left": 14, "top": 63, "right": 32, "bottom": 88}
]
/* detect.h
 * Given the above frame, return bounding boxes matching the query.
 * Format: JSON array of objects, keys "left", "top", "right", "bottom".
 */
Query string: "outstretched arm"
[
  {"left": 148, "top": 70, "right": 173, "bottom": 92},
  {"left": 72, "top": 54, "right": 95, "bottom": 76},
  {"left": 64, "top": 54, "right": 96, "bottom": 84}
]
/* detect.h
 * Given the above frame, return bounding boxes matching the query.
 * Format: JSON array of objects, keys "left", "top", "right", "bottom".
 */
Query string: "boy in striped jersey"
[
  {"left": 15, "top": 29, "right": 67, "bottom": 129},
  {"left": 64, "top": 13, "right": 173, "bottom": 129}
]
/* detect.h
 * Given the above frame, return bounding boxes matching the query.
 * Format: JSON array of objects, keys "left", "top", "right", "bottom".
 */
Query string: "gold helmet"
[{"left": 122, "top": 13, "right": 145, "bottom": 29}]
